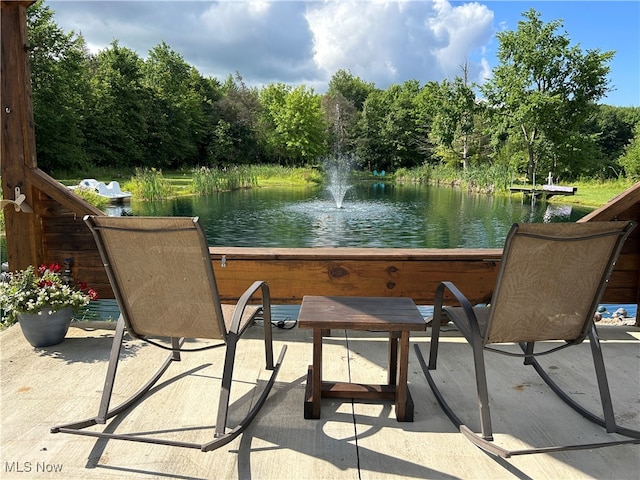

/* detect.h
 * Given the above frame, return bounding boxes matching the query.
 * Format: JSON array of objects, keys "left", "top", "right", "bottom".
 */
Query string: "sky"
[{"left": 45, "top": 0, "right": 640, "bottom": 107}]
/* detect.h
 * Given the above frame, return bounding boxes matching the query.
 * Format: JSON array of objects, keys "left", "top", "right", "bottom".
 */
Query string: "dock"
[{"left": 510, "top": 184, "right": 577, "bottom": 199}]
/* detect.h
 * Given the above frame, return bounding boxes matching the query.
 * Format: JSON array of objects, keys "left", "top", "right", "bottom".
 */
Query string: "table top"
[{"left": 297, "top": 296, "right": 426, "bottom": 331}]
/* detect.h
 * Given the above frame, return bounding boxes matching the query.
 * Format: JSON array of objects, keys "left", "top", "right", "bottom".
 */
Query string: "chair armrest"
[
  {"left": 229, "top": 280, "right": 271, "bottom": 335},
  {"left": 436, "top": 281, "right": 484, "bottom": 341}
]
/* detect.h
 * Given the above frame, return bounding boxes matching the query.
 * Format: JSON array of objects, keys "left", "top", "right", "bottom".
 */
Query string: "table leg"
[
  {"left": 388, "top": 332, "right": 398, "bottom": 385},
  {"left": 395, "top": 331, "right": 413, "bottom": 421},
  {"left": 304, "top": 328, "right": 323, "bottom": 419}
]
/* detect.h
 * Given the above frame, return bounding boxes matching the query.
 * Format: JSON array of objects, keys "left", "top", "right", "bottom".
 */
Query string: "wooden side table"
[{"left": 298, "top": 296, "right": 426, "bottom": 422}]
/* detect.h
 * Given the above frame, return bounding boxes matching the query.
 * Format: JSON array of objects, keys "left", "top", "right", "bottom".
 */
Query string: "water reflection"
[
  {"left": 103, "top": 204, "right": 133, "bottom": 217},
  {"left": 129, "top": 183, "right": 592, "bottom": 249}
]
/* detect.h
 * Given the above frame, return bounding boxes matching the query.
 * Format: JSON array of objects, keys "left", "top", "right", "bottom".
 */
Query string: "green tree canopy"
[
  {"left": 327, "top": 69, "right": 376, "bottom": 111},
  {"left": 619, "top": 124, "right": 640, "bottom": 180},
  {"left": 84, "top": 40, "right": 149, "bottom": 168},
  {"left": 268, "top": 86, "right": 327, "bottom": 164},
  {"left": 212, "top": 73, "right": 262, "bottom": 165},
  {"left": 25, "top": 2, "right": 637, "bottom": 182},
  {"left": 143, "top": 42, "right": 204, "bottom": 167},
  {"left": 481, "top": 8, "right": 614, "bottom": 182},
  {"left": 28, "top": 0, "right": 89, "bottom": 173},
  {"left": 430, "top": 75, "right": 478, "bottom": 169}
]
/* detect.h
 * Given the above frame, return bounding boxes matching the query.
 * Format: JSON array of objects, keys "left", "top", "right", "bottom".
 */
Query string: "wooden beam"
[
  {"left": 27, "top": 168, "right": 102, "bottom": 217},
  {"left": 1, "top": 1, "right": 41, "bottom": 270},
  {"left": 1, "top": 1, "right": 98, "bottom": 275}
]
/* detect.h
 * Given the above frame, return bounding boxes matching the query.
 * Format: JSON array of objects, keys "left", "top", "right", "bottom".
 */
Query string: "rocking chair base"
[
  {"left": 415, "top": 345, "right": 640, "bottom": 459},
  {"left": 52, "top": 345, "right": 287, "bottom": 452}
]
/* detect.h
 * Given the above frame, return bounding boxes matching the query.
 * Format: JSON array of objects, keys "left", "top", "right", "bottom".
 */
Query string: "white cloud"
[
  {"left": 428, "top": 0, "right": 494, "bottom": 81},
  {"left": 200, "top": 1, "right": 271, "bottom": 44},
  {"left": 49, "top": 1, "right": 494, "bottom": 90},
  {"left": 306, "top": 0, "right": 493, "bottom": 88},
  {"left": 479, "top": 57, "right": 492, "bottom": 83},
  {"left": 306, "top": 2, "right": 411, "bottom": 84}
]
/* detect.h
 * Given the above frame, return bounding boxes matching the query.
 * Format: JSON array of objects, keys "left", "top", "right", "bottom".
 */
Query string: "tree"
[
  {"left": 327, "top": 69, "right": 375, "bottom": 111},
  {"left": 580, "top": 105, "right": 640, "bottom": 178},
  {"left": 259, "top": 83, "right": 327, "bottom": 165},
  {"left": 274, "top": 86, "right": 327, "bottom": 164},
  {"left": 380, "top": 81, "right": 425, "bottom": 170},
  {"left": 27, "top": 0, "right": 90, "bottom": 173},
  {"left": 26, "top": 3, "right": 632, "bottom": 178},
  {"left": 430, "top": 74, "right": 477, "bottom": 170},
  {"left": 324, "top": 70, "right": 374, "bottom": 162},
  {"left": 188, "top": 71, "right": 224, "bottom": 164},
  {"left": 481, "top": 9, "right": 614, "bottom": 182},
  {"left": 619, "top": 124, "right": 640, "bottom": 180},
  {"left": 214, "top": 73, "right": 262, "bottom": 165},
  {"left": 357, "top": 89, "right": 392, "bottom": 171},
  {"left": 358, "top": 81, "right": 429, "bottom": 172},
  {"left": 321, "top": 92, "right": 359, "bottom": 157},
  {"left": 84, "top": 41, "right": 149, "bottom": 168},
  {"left": 258, "top": 82, "right": 291, "bottom": 163},
  {"left": 143, "top": 42, "right": 203, "bottom": 167}
]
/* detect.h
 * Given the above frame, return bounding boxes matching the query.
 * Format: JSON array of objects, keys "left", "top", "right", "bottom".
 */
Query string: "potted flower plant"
[{"left": 0, "top": 262, "right": 98, "bottom": 347}]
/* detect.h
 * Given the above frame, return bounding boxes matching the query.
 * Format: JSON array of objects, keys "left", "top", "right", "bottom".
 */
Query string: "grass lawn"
[{"left": 547, "top": 179, "right": 635, "bottom": 209}]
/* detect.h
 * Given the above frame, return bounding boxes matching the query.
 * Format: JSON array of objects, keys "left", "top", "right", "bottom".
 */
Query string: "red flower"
[
  {"left": 48, "top": 263, "right": 61, "bottom": 273},
  {"left": 87, "top": 289, "right": 99, "bottom": 301},
  {"left": 38, "top": 265, "right": 47, "bottom": 275}
]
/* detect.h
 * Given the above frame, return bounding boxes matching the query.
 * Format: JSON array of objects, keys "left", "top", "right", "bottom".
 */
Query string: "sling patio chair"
[
  {"left": 415, "top": 221, "right": 640, "bottom": 458},
  {"left": 52, "top": 216, "right": 286, "bottom": 452}
]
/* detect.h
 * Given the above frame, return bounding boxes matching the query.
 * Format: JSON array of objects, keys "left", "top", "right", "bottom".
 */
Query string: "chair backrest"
[
  {"left": 486, "top": 221, "right": 635, "bottom": 345},
  {"left": 85, "top": 215, "right": 227, "bottom": 341}
]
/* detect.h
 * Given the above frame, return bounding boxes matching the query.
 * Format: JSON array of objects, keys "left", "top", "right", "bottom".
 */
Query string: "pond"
[
  {"left": 3, "top": 183, "right": 635, "bottom": 319},
  {"left": 114, "top": 182, "right": 634, "bottom": 319},
  {"left": 119, "top": 182, "right": 592, "bottom": 249}
]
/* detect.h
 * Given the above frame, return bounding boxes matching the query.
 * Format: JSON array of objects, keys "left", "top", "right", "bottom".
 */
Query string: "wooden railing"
[{"left": 209, "top": 247, "right": 502, "bottom": 305}]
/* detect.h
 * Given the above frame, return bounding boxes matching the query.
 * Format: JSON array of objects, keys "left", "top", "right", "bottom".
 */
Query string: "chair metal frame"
[
  {"left": 415, "top": 221, "right": 640, "bottom": 458},
  {"left": 52, "top": 215, "right": 286, "bottom": 451}
]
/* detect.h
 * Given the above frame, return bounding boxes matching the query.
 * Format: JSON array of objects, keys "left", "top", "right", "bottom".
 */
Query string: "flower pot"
[{"left": 17, "top": 307, "right": 73, "bottom": 347}]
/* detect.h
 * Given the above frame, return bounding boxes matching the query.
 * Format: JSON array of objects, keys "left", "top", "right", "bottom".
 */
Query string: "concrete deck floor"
[{"left": 1, "top": 319, "right": 639, "bottom": 479}]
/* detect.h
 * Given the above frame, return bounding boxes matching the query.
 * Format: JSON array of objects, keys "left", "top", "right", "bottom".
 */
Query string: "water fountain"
[
  {"left": 325, "top": 154, "right": 353, "bottom": 209},
  {"left": 323, "top": 103, "right": 354, "bottom": 209}
]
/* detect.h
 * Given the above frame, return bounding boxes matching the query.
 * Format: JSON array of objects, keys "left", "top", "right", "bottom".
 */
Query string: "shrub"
[{"left": 129, "top": 168, "right": 173, "bottom": 201}]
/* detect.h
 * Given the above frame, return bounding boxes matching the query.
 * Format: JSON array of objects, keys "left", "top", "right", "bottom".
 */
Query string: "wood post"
[{"left": 1, "top": 1, "right": 41, "bottom": 270}]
